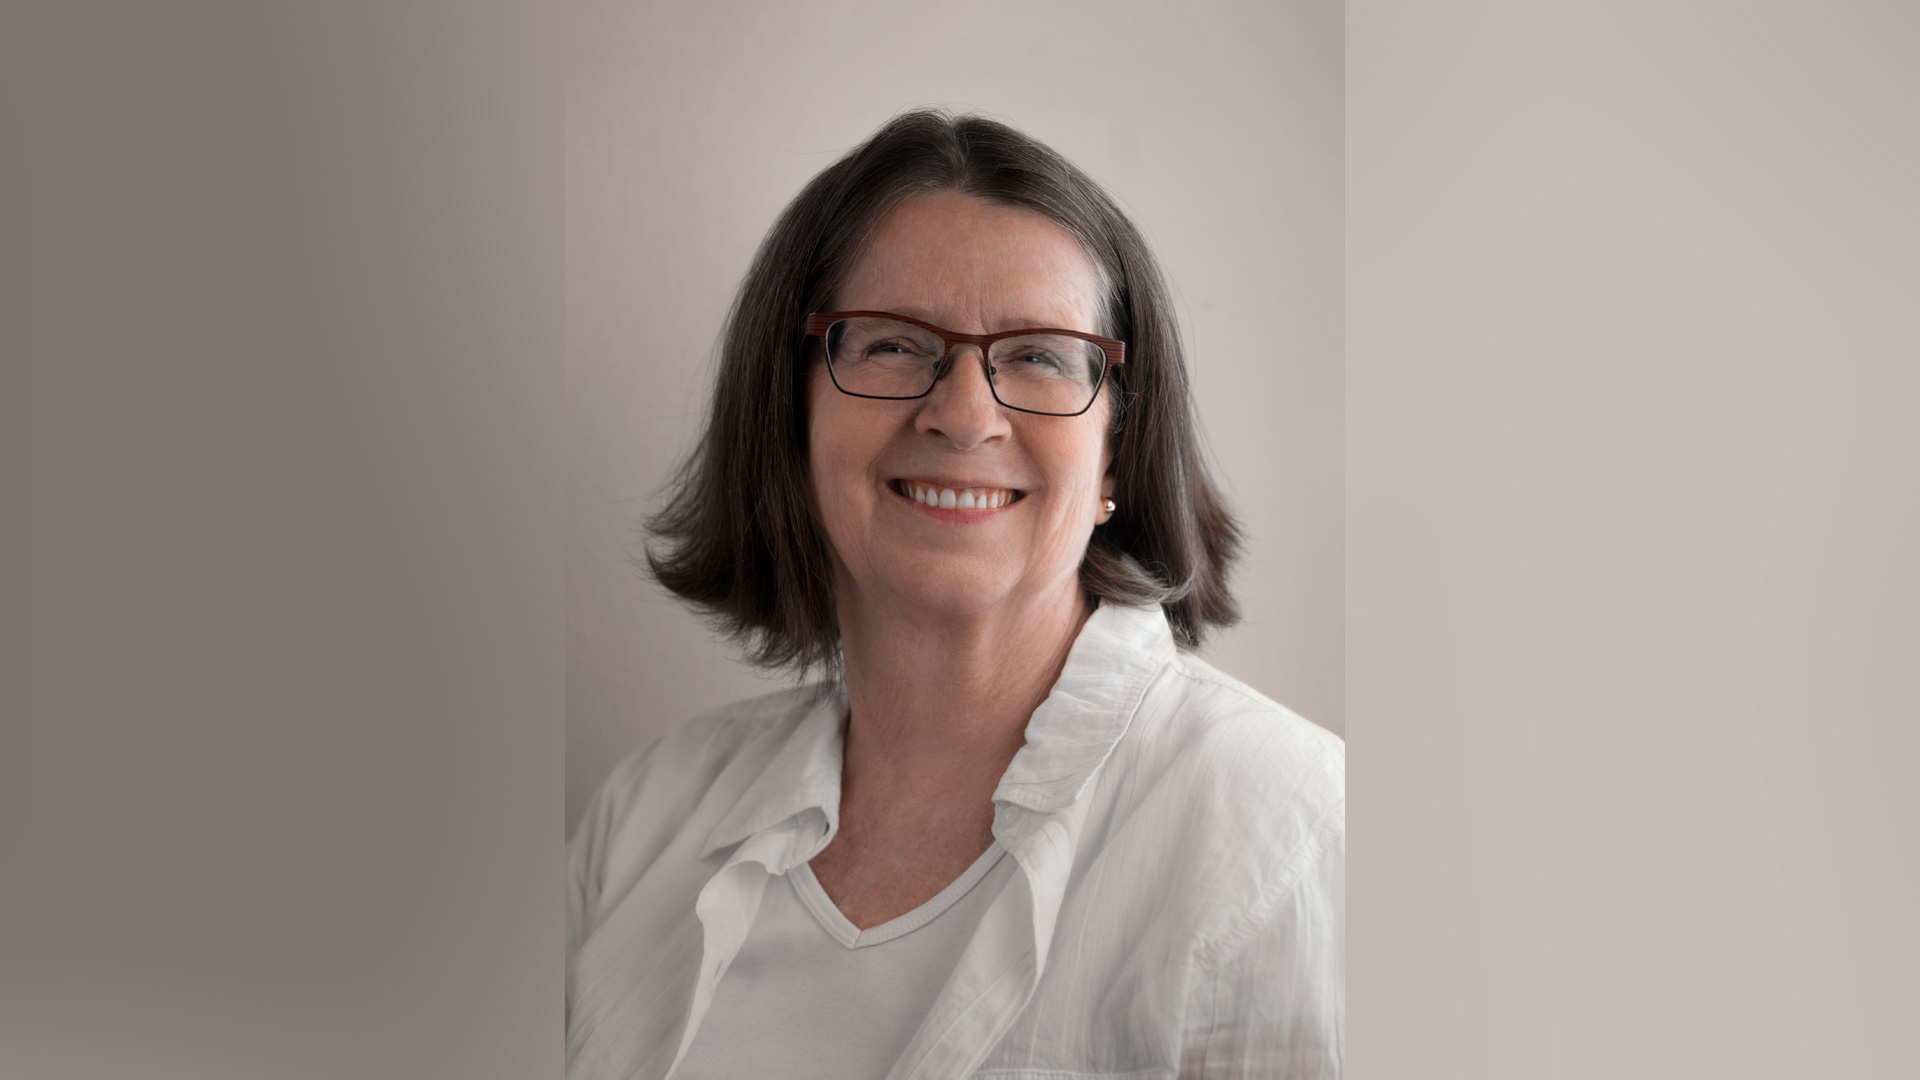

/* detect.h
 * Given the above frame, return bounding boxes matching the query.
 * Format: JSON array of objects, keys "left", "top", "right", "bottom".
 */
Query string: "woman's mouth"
[{"left": 888, "top": 479, "right": 1022, "bottom": 510}]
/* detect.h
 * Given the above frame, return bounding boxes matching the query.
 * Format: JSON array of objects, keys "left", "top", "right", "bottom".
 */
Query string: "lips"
[{"left": 889, "top": 479, "right": 1022, "bottom": 510}]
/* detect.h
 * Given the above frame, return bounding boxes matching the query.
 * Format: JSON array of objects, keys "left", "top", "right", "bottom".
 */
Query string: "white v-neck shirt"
[
  {"left": 674, "top": 843, "right": 1015, "bottom": 1078},
  {"left": 568, "top": 603, "right": 1344, "bottom": 1079}
]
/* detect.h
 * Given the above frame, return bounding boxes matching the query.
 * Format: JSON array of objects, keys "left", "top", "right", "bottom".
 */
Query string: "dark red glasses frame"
[{"left": 804, "top": 310, "right": 1127, "bottom": 417}]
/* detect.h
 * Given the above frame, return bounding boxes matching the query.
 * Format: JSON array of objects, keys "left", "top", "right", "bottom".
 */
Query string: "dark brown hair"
[{"left": 646, "top": 110, "right": 1241, "bottom": 676}]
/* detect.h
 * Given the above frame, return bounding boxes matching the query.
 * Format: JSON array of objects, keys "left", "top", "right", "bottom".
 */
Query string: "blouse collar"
[
  {"left": 700, "top": 687, "right": 844, "bottom": 866},
  {"left": 701, "top": 602, "right": 1176, "bottom": 861},
  {"left": 991, "top": 600, "right": 1174, "bottom": 812}
]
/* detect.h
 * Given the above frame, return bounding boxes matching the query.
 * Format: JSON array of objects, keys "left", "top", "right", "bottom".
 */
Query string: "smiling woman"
[{"left": 566, "top": 112, "right": 1344, "bottom": 1079}]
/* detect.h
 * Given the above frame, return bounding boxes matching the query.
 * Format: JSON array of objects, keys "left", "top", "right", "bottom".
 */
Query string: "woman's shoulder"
[
  {"left": 1108, "top": 648, "right": 1343, "bottom": 886},
  {"left": 1132, "top": 649, "right": 1345, "bottom": 817},
  {"left": 576, "top": 683, "right": 829, "bottom": 845},
  {"left": 1064, "top": 649, "right": 1343, "bottom": 967}
]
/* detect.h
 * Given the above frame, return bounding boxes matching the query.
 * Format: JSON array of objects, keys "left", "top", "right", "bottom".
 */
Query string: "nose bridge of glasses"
[
  {"left": 923, "top": 336, "right": 1003, "bottom": 415},
  {"left": 933, "top": 334, "right": 992, "bottom": 382}
]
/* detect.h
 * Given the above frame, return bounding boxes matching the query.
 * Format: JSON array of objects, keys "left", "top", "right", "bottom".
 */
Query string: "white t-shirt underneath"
[{"left": 674, "top": 841, "right": 1015, "bottom": 1079}]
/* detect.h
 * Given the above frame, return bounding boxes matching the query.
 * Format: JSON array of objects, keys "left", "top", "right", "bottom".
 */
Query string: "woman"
[{"left": 568, "top": 111, "right": 1343, "bottom": 1079}]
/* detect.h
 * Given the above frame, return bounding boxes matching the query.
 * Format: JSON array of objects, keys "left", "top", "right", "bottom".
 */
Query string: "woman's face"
[{"left": 807, "top": 190, "right": 1117, "bottom": 622}]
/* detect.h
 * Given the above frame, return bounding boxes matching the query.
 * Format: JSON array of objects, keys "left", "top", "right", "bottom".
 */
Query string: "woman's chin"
[
  {"left": 854, "top": 562, "right": 1023, "bottom": 620},
  {"left": 865, "top": 565, "right": 1088, "bottom": 626},
  {"left": 892, "top": 579, "right": 1015, "bottom": 619}
]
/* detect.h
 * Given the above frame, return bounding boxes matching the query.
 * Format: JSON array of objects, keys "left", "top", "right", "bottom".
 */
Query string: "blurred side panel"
[
  {"left": 1349, "top": 2, "right": 1920, "bottom": 1077},
  {"left": 5, "top": 3, "right": 563, "bottom": 1077}
]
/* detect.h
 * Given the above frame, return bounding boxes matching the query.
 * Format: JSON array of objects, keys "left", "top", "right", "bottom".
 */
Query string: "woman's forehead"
[{"left": 835, "top": 191, "right": 1102, "bottom": 332}]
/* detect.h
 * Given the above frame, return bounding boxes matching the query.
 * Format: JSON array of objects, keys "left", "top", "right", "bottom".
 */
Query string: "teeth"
[{"left": 903, "top": 483, "right": 1015, "bottom": 510}]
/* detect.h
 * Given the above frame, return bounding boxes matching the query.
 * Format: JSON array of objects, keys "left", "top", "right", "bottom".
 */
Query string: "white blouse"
[{"left": 567, "top": 602, "right": 1345, "bottom": 1079}]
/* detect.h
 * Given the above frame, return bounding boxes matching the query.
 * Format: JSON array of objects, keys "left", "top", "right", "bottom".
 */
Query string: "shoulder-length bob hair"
[{"left": 647, "top": 110, "right": 1241, "bottom": 676}]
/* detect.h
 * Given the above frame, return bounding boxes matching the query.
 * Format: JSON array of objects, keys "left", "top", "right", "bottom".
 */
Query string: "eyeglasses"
[{"left": 804, "top": 311, "right": 1125, "bottom": 417}]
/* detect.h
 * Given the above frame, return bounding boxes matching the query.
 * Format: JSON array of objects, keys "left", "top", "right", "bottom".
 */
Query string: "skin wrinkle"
[{"left": 806, "top": 191, "right": 1119, "bottom": 930}]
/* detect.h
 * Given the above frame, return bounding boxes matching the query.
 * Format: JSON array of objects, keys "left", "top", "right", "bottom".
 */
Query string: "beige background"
[
  {"left": 567, "top": 0, "right": 1345, "bottom": 832},
  {"left": 1350, "top": 2, "right": 1920, "bottom": 1076}
]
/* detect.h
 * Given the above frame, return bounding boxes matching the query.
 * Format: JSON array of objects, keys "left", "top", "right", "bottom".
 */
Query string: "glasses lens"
[
  {"left": 987, "top": 334, "right": 1108, "bottom": 414},
  {"left": 825, "top": 317, "right": 944, "bottom": 398}
]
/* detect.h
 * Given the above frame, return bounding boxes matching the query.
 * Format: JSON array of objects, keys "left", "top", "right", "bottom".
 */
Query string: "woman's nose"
[{"left": 915, "top": 345, "right": 1008, "bottom": 449}]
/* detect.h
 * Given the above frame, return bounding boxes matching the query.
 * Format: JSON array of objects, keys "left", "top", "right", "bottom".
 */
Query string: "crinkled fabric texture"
[{"left": 567, "top": 603, "right": 1345, "bottom": 1080}]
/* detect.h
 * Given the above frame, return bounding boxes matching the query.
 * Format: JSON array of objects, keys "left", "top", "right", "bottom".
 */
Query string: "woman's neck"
[{"left": 834, "top": 582, "right": 1093, "bottom": 804}]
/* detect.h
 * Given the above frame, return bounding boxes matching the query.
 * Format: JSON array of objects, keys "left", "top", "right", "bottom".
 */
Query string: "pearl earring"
[{"left": 1103, "top": 497, "right": 1116, "bottom": 514}]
